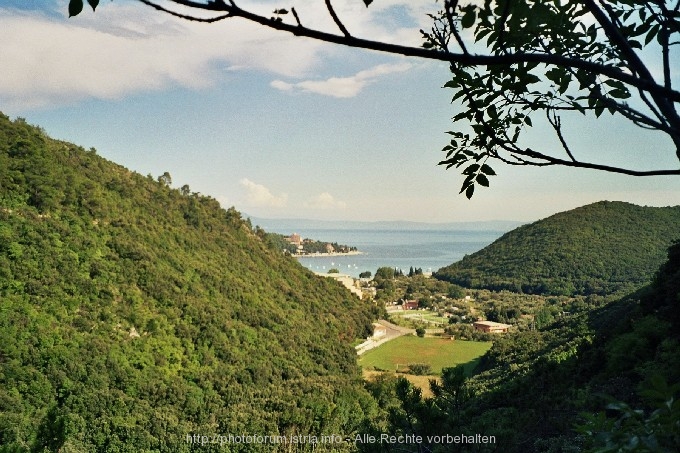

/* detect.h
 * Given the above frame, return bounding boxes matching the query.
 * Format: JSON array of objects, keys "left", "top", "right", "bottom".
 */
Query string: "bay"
[{"left": 275, "top": 228, "right": 505, "bottom": 278}]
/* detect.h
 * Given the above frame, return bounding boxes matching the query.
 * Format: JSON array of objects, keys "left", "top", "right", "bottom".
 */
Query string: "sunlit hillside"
[
  {"left": 435, "top": 201, "right": 680, "bottom": 295},
  {"left": 0, "top": 113, "right": 381, "bottom": 451}
]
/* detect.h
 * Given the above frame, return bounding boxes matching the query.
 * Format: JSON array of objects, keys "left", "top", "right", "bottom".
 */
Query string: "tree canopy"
[
  {"left": 69, "top": 0, "right": 680, "bottom": 197},
  {"left": 434, "top": 201, "right": 680, "bottom": 295},
  {"left": 0, "top": 112, "right": 380, "bottom": 450}
]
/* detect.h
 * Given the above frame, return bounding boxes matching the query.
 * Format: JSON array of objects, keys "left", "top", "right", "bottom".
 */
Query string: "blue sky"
[{"left": 2, "top": 0, "right": 679, "bottom": 222}]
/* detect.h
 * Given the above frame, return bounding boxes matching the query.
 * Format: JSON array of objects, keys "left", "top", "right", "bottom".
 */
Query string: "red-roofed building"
[
  {"left": 288, "top": 233, "right": 302, "bottom": 246},
  {"left": 402, "top": 300, "right": 419, "bottom": 310}
]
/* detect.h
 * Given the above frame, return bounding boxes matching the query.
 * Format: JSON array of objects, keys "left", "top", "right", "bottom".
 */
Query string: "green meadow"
[{"left": 359, "top": 336, "right": 492, "bottom": 375}]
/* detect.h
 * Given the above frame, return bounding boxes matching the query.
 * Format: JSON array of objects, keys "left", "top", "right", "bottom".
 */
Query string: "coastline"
[{"left": 292, "top": 251, "right": 363, "bottom": 258}]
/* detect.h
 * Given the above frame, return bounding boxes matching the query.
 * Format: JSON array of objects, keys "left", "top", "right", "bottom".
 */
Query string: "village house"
[
  {"left": 473, "top": 320, "right": 512, "bottom": 333},
  {"left": 316, "top": 272, "right": 363, "bottom": 298},
  {"left": 287, "top": 233, "right": 302, "bottom": 246},
  {"left": 402, "top": 300, "right": 419, "bottom": 310}
]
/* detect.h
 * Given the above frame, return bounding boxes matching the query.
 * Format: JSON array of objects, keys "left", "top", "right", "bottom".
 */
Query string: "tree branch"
[
  {"left": 291, "top": 7, "right": 301, "bottom": 27},
  {"left": 587, "top": 0, "right": 680, "bottom": 150},
  {"left": 139, "top": 0, "right": 230, "bottom": 22},
  {"left": 444, "top": 0, "right": 468, "bottom": 54},
  {"left": 638, "top": 86, "right": 669, "bottom": 127},
  {"left": 149, "top": 0, "right": 680, "bottom": 104},
  {"left": 495, "top": 0, "right": 512, "bottom": 55},
  {"left": 445, "top": 68, "right": 680, "bottom": 177},
  {"left": 658, "top": 2, "right": 673, "bottom": 89},
  {"left": 546, "top": 110, "right": 576, "bottom": 162},
  {"left": 88, "top": 1, "right": 680, "bottom": 188},
  {"left": 523, "top": 155, "right": 680, "bottom": 176},
  {"left": 324, "top": 0, "right": 350, "bottom": 37}
]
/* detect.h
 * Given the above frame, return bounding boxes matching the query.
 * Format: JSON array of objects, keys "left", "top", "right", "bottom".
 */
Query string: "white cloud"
[
  {"left": 305, "top": 192, "right": 347, "bottom": 210},
  {"left": 270, "top": 62, "right": 412, "bottom": 98},
  {"left": 270, "top": 80, "right": 294, "bottom": 92},
  {"left": 0, "top": 3, "right": 323, "bottom": 110},
  {"left": 240, "top": 178, "right": 288, "bottom": 208},
  {"left": 0, "top": 1, "right": 432, "bottom": 110}
]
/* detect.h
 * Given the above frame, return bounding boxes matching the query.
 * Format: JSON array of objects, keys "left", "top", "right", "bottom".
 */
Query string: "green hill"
[
  {"left": 0, "top": 114, "right": 380, "bottom": 451},
  {"left": 462, "top": 241, "right": 680, "bottom": 450},
  {"left": 362, "top": 241, "right": 680, "bottom": 452},
  {"left": 434, "top": 201, "right": 680, "bottom": 295}
]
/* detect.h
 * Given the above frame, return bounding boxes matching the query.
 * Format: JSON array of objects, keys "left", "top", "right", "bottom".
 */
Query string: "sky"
[{"left": 1, "top": 0, "right": 679, "bottom": 223}]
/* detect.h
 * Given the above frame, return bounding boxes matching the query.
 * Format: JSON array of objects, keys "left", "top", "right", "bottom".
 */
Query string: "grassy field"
[
  {"left": 388, "top": 311, "right": 449, "bottom": 327},
  {"left": 359, "top": 336, "right": 492, "bottom": 376}
]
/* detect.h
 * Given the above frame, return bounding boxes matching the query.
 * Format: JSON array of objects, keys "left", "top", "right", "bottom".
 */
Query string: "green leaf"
[
  {"left": 512, "top": 126, "right": 521, "bottom": 142},
  {"left": 465, "top": 184, "right": 475, "bottom": 199},
  {"left": 463, "top": 164, "right": 480, "bottom": 175},
  {"left": 87, "top": 0, "right": 99, "bottom": 11},
  {"left": 604, "top": 79, "right": 625, "bottom": 90},
  {"left": 545, "top": 67, "right": 564, "bottom": 85},
  {"left": 558, "top": 77, "right": 570, "bottom": 95},
  {"left": 476, "top": 174, "right": 489, "bottom": 187},
  {"left": 451, "top": 90, "right": 467, "bottom": 102},
  {"left": 644, "top": 25, "right": 660, "bottom": 45},
  {"left": 452, "top": 112, "right": 468, "bottom": 122},
  {"left": 594, "top": 104, "right": 605, "bottom": 117},
  {"left": 461, "top": 9, "right": 477, "bottom": 29},
  {"left": 476, "top": 29, "right": 491, "bottom": 42},
  {"left": 609, "top": 89, "right": 630, "bottom": 99},
  {"left": 69, "top": 0, "right": 83, "bottom": 17},
  {"left": 480, "top": 164, "right": 496, "bottom": 175},
  {"left": 524, "top": 74, "right": 541, "bottom": 85}
]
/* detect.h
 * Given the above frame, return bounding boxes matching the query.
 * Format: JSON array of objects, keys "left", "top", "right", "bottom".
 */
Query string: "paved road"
[{"left": 355, "top": 319, "right": 414, "bottom": 355}]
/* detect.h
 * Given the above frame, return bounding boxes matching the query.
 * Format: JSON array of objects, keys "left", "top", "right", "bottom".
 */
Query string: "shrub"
[{"left": 407, "top": 363, "right": 432, "bottom": 376}]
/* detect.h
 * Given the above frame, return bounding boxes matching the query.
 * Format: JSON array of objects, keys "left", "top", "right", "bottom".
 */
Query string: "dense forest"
[
  {"left": 0, "top": 113, "right": 382, "bottom": 451},
  {"left": 434, "top": 201, "right": 680, "bottom": 296}
]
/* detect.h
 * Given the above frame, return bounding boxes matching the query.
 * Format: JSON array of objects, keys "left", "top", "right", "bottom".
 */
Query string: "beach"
[{"left": 292, "top": 250, "right": 364, "bottom": 258}]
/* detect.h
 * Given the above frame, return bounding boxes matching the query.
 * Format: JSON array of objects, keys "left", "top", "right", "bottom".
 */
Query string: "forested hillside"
[
  {"left": 0, "top": 114, "right": 380, "bottom": 451},
  {"left": 362, "top": 241, "right": 680, "bottom": 452},
  {"left": 434, "top": 201, "right": 680, "bottom": 295}
]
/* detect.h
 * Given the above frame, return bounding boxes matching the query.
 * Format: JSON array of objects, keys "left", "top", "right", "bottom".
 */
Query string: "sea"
[{"left": 270, "top": 228, "right": 507, "bottom": 278}]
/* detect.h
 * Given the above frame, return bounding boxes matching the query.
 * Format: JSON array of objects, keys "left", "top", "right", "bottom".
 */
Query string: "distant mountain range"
[{"left": 247, "top": 216, "right": 525, "bottom": 233}]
